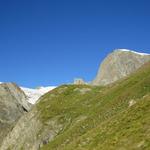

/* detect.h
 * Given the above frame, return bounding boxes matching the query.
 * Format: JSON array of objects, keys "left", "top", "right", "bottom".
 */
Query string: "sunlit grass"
[{"left": 36, "top": 62, "right": 150, "bottom": 150}]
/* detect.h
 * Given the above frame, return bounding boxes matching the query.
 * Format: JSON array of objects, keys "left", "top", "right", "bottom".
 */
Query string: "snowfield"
[{"left": 21, "top": 86, "right": 56, "bottom": 104}]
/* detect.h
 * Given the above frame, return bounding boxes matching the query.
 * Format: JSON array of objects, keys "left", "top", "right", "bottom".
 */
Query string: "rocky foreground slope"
[
  {"left": 1, "top": 61, "right": 150, "bottom": 150},
  {"left": 0, "top": 83, "right": 31, "bottom": 145},
  {"left": 92, "top": 49, "right": 150, "bottom": 85}
]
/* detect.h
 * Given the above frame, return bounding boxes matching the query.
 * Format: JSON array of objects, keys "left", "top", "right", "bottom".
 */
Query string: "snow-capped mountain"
[
  {"left": 21, "top": 86, "right": 56, "bottom": 104},
  {"left": 92, "top": 49, "right": 150, "bottom": 85}
]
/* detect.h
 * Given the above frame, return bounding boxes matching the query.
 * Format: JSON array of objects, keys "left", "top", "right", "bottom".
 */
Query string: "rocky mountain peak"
[{"left": 92, "top": 49, "right": 150, "bottom": 85}]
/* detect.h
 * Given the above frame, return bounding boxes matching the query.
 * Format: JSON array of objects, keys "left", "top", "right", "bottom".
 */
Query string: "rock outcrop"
[
  {"left": 0, "top": 86, "right": 66, "bottom": 150},
  {"left": 0, "top": 82, "right": 31, "bottom": 145},
  {"left": 74, "top": 78, "right": 86, "bottom": 85},
  {"left": 92, "top": 49, "right": 150, "bottom": 85}
]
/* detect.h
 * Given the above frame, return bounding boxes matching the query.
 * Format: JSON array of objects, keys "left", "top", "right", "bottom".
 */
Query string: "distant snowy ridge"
[
  {"left": 116, "top": 49, "right": 150, "bottom": 56},
  {"left": 0, "top": 82, "right": 56, "bottom": 104},
  {"left": 21, "top": 86, "right": 56, "bottom": 104}
]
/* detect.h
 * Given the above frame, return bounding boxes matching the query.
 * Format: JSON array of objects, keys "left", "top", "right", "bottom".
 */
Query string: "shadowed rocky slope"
[
  {"left": 0, "top": 83, "right": 31, "bottom": 145},
  {"left": 92, "top": 49, "right": 150, "bottom": 85}
]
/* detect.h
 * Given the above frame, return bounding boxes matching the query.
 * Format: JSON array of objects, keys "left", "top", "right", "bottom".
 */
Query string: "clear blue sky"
[{"left": 0, "top": 0, "right": 150, "bottom": 87}]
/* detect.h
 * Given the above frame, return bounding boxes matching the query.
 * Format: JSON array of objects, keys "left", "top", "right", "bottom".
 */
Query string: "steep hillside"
[
  {"left": 92, "top": 49, "right": 150, "bottom": 85},
  {"left": 1, "top": 62, "right": 150, "bottom": 150},
  {"left": 0, "top": 83, "right": 31, "bottom": 145}
]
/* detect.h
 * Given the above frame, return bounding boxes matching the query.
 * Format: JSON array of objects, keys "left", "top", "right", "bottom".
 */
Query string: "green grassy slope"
[{"left": 37, "top": 62, "right": 150, "bottom": 150}]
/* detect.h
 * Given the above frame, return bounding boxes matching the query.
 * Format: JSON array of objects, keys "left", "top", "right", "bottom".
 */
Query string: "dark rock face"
[
  {"left": 92, "top": 49, "right": 150, "bottom": 85},
  {"left": 0, "top": 82, "right": 31, "bottom": 145}
]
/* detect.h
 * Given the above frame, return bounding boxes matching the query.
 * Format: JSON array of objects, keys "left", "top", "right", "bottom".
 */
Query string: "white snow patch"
[
  {"left": 116, "top": 49, "right": 150, "bottom": 56},
  {"left": 21, "top": 86, "right": 56, "bottom": 104}
]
